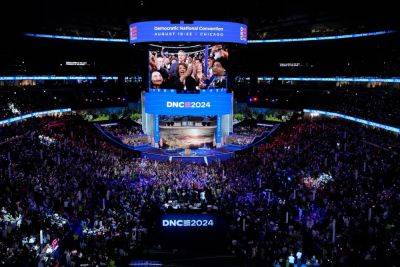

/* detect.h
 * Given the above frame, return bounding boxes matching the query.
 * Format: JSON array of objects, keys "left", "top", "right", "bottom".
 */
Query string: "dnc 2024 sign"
[
  {"left": 161, "top": 214, "right": 217, "bottom": 229},
  {"left": 144, "top": 90, "right": 232, "bottom": 116},
  {"left": 130, "top": 21, "right": 247, "bottom": 44},
  {"left": 162, "top": 218, "right": 214, "bottom": 228},
  {"left": 166, "top": 101, "right": 211, "bottom": 109}
]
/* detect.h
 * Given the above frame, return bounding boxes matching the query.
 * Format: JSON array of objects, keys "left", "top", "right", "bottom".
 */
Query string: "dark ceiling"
[
  {"left": 0, "top": 0, "right": 398, "bottom": 80},
  {"left": 2, "top": 0, "right": 398, "bottom": 37}
]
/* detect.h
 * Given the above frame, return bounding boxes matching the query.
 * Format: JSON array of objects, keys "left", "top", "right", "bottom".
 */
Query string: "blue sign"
[
  {"left": 144, "top": 90, "right": 232, "bottom": 116},
  {"left": 130, "top": 21, "right": 247, "bottom": 44}
]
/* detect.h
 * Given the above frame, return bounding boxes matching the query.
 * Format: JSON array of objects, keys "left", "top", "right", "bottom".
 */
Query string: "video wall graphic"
[
  {"left": 160, "top": 126, "right": 216, "bottom": 149},
  {"left": 130, "top": 21, "right": 247, "bottom": 44},
  {"left": 148, "top": 44, "right": 228, "bottom": 91}
]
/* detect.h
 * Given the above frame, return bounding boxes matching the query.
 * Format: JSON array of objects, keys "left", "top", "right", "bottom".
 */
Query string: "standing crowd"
[{"left": 1, "top": 114, "right": 399, "bottom": 266}]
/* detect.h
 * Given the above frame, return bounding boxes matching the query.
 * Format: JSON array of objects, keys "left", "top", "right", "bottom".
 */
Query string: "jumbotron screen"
[{"left": 148, "top": 44, "right": 228, "bottom": 90}]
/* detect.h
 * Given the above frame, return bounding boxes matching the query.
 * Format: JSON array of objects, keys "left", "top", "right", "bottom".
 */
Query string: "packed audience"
[
  {"left": 226, "top": 122, "right": 273, "bottom": 146},
  {"left": 0, "top": 85, "right": 135, "bottom": 118},
  {"left": 101, "top": 122, "right": 150, "bottom": 147},
  {"left": 317, "top": 90, "right": 400, "bottom": 127},
  {"left": 1, "top": 114, "right": 399, "bottom": 266},
  {"left": 261, "top": 86, "right": 400, "bottom": 127}
]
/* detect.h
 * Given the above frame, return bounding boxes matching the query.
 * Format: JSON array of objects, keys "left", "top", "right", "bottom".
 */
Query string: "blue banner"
[
  {"left": 130, "top": 21, "right": 247, "bottom": 44},
  {"left": 144, "top": 90, "right": 232, "bottom": 116}
]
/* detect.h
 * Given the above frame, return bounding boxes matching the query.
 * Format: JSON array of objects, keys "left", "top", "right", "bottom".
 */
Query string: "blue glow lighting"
[
  {"left": 248, "top": 30, "right": 395, "bottom": 43},
  {"left": 257, "top": 77, "right": 274, "bottom": 81},
  {"left": 25, "top": 33, "right": 128, "bottom": 43},
  {"left": 0, "top": 108, "right": 72, "bottom": 126},
  {"left": 25, "top": 30, "right": 395, "bottom": 44},
  {"left": 0, "top": 76, "right": 97, "bottom": 81},
  {"left": 303, "top": 109, "right": 400, "bottom": 134},
  {"left": 278, "top": 76, "right": 400, "bottom": 83},
  {"left": 101, "top": 76, "right": 118, "bottom": 80}
]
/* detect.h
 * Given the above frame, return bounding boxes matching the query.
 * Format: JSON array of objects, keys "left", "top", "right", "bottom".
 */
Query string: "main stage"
[
  {"left": 103, "top": 20, "right": 259, "bottom": 164},
  {"left": 95, "top": 121, "right": 279, "bottom": 164},
  {"left": 134, "top": 144, "right": 243, "bottom": 164},
  {"left": 142, "top": 89, "right": 234, "bottom": 149}
]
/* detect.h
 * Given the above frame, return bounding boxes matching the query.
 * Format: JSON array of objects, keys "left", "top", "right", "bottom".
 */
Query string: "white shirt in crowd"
[
  {"left": 296, "top": 251, "right": 302, "bottom": 261},
  {"left": 200, "top": 191, "right": 206, "bottom": 201},
  {"left": 288, "top": 254, "right": 295, "bottom": 264}
]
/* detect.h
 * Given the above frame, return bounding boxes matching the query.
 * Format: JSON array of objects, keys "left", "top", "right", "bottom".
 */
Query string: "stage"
[
  {"left": 95, "top": 121, "right": 279, "bottom": 164},
  {"left": 134, "top": 144, "right": 243, "bottom": 164}
]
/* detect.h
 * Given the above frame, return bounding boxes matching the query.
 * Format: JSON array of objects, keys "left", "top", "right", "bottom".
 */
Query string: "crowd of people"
[
  {"left": 0, "top": 85, "right": 134, "bottom": 119},
  {"left": 259, "top": 85, "right": 400, "bottom": 128},
  {"left": 1, "top": 113, "right": 400, "bottom": 266},
  {"left": 149, "top": 45, "right": 228, "bottom": 91},
  {"left": 316, "top": 90, "right": 400, "bottom": 127},
  {"left": 101, "top": 122, "right": 150, "bottom": 147},
  {"left": 0, "top": 90, "right": 48, "bottom": 120},
  {"left": 226, "top": 124, "right": 272, "bottom": 146}
]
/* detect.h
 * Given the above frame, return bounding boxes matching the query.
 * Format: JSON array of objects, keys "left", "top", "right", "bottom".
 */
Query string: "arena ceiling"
[{"left": 2, "top": 0, "right": 398, "bottom": 40}]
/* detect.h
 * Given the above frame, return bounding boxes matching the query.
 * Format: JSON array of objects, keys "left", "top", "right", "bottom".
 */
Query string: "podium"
[{"left": 184, "top": 148, "right": 191, "bottom": 156}]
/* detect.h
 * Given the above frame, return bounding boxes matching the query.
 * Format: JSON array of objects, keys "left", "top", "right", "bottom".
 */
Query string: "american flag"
[
  {"left": 130, "top": 25, "right": 138, "bottom": 40},
  {"left": 240, "top": 27, "right": 247, "bottom": 41}
]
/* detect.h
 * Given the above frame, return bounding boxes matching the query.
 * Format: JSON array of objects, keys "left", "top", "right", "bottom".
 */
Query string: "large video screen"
[
  {"left": 160, "top": 126, "right": 216, "bottom": 149},
  {"left": 148, "top": 44, "right": 228, "bottom": 91},
  {"left": 130, "top": 21, "right": 247, "bottom": 44}
]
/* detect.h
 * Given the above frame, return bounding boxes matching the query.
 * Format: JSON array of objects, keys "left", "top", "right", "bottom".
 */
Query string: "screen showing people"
[{"left": 149, "top": 44, "right": 228, "bottom": 91}]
